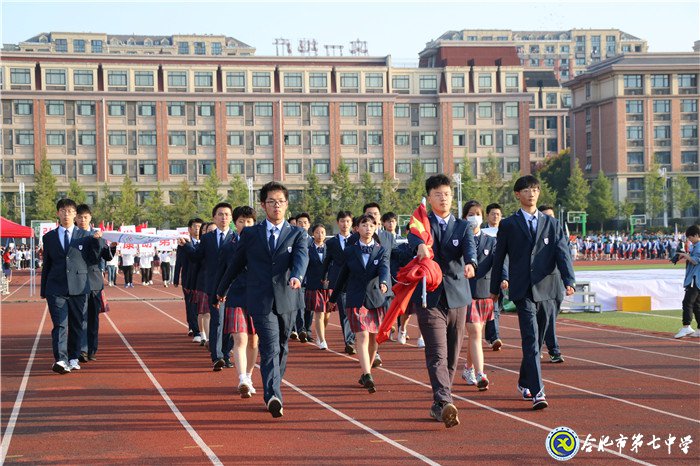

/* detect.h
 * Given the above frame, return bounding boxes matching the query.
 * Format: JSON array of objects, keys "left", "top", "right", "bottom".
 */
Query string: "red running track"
[{"left": 2, "top": 270, "right": 699, "bottom": 465}]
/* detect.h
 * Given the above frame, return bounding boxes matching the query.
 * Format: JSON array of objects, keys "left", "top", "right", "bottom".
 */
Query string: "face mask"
[{"left": 466, "top": 215, "right": 482, "bottom": 230}]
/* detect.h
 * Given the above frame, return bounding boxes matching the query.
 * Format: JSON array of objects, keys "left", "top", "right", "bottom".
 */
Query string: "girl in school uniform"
[
  {"left": 461, "top": 200, "right": 497, "bottom": 391},
  {"left": 194, "top": 222, "right": 216, "bottom": 347},
  {"left": 330, "top": 214, "right": 390, "bottom": 393},
  {"left": 305, "top": 224, "right": 332, "bottom": 350}
]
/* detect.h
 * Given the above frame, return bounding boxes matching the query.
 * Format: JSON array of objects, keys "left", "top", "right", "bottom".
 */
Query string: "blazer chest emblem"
[
  {"left": 543, "top": 238, "right": 549, "bottom": 245},
  {"left": 287, "top": 246, "right": 292, "bottom": 253},
  {"left": 452, "top": 239, "right": 459, "bottom": 247}
]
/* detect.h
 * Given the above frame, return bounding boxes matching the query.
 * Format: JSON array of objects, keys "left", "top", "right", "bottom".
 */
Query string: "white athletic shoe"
[
  {"left": 691, "top": 330, "right": 700, "bottom": 338},
  {"left": 319, "top": 340, "right": 328, "bottom": 350},
  {"left": 461, "top": 367, "right": 476, "bottom": 385},
  {"left": 193, "top": 336, "right": 202, "bottom": 343},
  {"left": 417, "top": 336, "right": 425, "bottom": 348},
  {"left": 674, "top": 326, "right": 696, "bottom": 339},
  {"left": 398, "top": 330, "right": 407, "bottom": 345},
  {"left": 68, "top": 359, "right": 81, "bottom": 371}
]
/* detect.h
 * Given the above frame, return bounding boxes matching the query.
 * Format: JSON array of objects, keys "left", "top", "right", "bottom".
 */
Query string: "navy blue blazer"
[
  {"left": 490, "top": 210, "right": 575, "bottom": 302},
  {"left": 407, "top": 212, "right": 478, "bottom": 309},
  {"left": 81, "top": 228, "right": 115, "bottom": 292},
  {"left": 304, "top": 239, "right": 327, "bottom": 291},
  {"left": 217, "top": 221, "right": 309, "bottom": 315},
  {"left": 330, "top": 242, "right": 391, "bottom": 309},
  {"left": 41, "top": 227, "right": 100, "bottom": 297},
  {"left": 470, "top": 232, "right": 497, "bottom": 299},
  {"left": 212, "top": 234, "right": 247, "bottom": 308},
  {"left": 186, "top": 229, "right": 234, "bottom": 296},
  {"left": 321, "top": 234, "right": 351, "bottom": 289},
  {"left": 173, "top": 243, "right": 190, "bottom": 288}
]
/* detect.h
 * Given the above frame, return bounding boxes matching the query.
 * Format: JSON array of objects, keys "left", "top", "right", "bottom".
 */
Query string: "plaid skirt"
[
  {"left": 466, "top": 298, "right": 494, "bottom": 324},
  {"left": 193, "top": 290, "right": 210, "bottom": 315},
  {"left": 305, "top": 289, "right": 332, "bottom": 313},
  {"left": 224, "top": 306, "right": 255, "bottom": 335},
  {"left": 346, "top": 305, "right": 386, "bottom": 334}
]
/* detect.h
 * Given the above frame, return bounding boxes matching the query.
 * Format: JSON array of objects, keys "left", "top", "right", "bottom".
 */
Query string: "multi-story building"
[
  {"left": 1, "top": 32, "right": 559, "bottom": 211},
  {"left": 429, "top": 29, "right": 648, "bottom": 81},
  {"left": 565, "top": 52, "right": 700, "bottom": 220},
  {"left": 524, "top": 71, "right": 570, "bottom": 169}
]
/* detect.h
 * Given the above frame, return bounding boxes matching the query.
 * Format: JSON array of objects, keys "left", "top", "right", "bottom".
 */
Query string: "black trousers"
[{"left": 682, "top": 285, "right": 700, "bottom": 326}]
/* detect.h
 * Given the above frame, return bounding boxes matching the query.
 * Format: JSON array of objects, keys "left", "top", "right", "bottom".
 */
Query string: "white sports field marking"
[
  {"left": 1, "top": 276, "right": 33, "bottom": 300},
  {"left": 0, "top": 305, "right": 48, "bottom": 463},
  {"left": 620, "top": 311, "right": 684, "bottom": 320},
  {"left": 116, "top": 287, "right": 189, "bottom": 328},
  {"left": 104, "top": 313, "right": 222, "bottom": 466}
]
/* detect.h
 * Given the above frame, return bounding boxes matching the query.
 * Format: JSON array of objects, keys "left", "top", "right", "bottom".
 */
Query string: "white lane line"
[
  {"left": 281, "top": 379, "right": 441, "bottom": 466},
  {"left": 0, "top": 305, "right": 48, "bottom": 463},
  {"left": 103, "top": 313, "right": 222, "bottom": 466},
  {"left": 1, "top": 276, "right": 33, "bottom": 300},
  {"left": 619, "top": 311, "right": 685, "bottom": 320},
  {"left": 498, "top": 323, "right": 700, "bottom": 361},
  {"left": 117, "top": 288, "right": 188, "bottom": 328}
]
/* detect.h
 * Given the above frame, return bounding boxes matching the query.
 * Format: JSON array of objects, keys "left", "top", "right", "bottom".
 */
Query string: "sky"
[{"left": 1, "top": 0, "right": 698, "bottom": 64}]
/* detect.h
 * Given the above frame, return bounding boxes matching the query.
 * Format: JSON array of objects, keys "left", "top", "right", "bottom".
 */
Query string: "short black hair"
[
  {"left": 538, "top": 205, "right": 555, "bottom": 213},
  {"left": 232, "top": 205, "right": 256, "bottom": 222},
  {"left": 76, "top": 204, "right": 92, "bottom": 215},
  {"left": 311, "top": 223, "right": 326, "bottom": 234},
  {"left": 288, "top": 215, "right": 297, "bottom": 222},
  {"left": 362, "top": 202, "right": 381, "bottom": 213},
  {"left": 486, "top": 203, "right": 502, "bottom": 215},
  {"left": 381, "top": 212, "right": 397, "bottom": 223},
  {"left": 356, "top": 213, "right": 378, "bottom": 226},
  {"left": 425, "top": 174, "right": 452, "bottom": 194},
  {"left": 336, "top": 210, "right": 353, "bottom": 221},
  {"left": 188, "top": 218, "right": 204, "bottom": 227},
  {"left": 56, "top": 198, "right": 77, "bottom": 211},
  {"left": 201, "top": 222, "right": 215, "bottom": 233},
  {"left": 296, "top": 212, "right": 311, "bottom": 223},
  {"left": 686, "top": 224, "right": 700, "bottom": 237},
  {"left": 462, "top": 200, "right": 483, "bottom": 218},
  {"left": 259, "top": 181, "right": 288, "bottom": 203},
  {"left": 212, "top": 202, "right": 233, "bottom": 218},
  {"left": 513, "top": 175, "right": 540, "bottom": 192}
]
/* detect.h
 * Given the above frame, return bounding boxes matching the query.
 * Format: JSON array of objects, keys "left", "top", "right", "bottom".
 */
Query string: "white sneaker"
[
  {"left": 691, "top": 330, "right": 700, "bottom": 338},
  {"left": 319, "top": 340, "right": 328, "bottom": 350},
  {"left": 398, "top": 329, "right": 407, "bottom": 345},
  {"left": 461, "top": 367, "right": 476, "bottom": 385},
  {"left": 68, "top": 359, "right": 81, "bottom": 371},
  {"left": 193, "top": 335, "right": 202, "bottom": 343},
  {"left": 247, "top": 375, "right": 257, "bottom": 394},
  {"left": 417, "top": 336, "right": 425, "bottom": 348},
  {"left": 238, "top": 378, "right": 252, "bottom": 399},
  {"left": 674, "top": 326, "right": 695, "bottom": 339}
]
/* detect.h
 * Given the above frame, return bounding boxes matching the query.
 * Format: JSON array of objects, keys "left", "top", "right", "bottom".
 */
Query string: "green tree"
[
  {"left": 536, "top": 149, "right": 571, "bottom": 201},
  {"left": 359, "top": 172, "right": 378, "bottom": 205},
  {"left": 563, "top": 162, "right": 589, "bottom": 212},
  {"left": 142, "top": 183, "right": 167, "bottom": 228},
  {"left": 93, "top": 183, "right": 115, "bottom": 223},
  {"left": 458, "top": 155, "right": 480, "bottom": 203},
  {"left": 537, "top": 178, "right": 558, "bottom": 209},
  {"left": 227, "top": 175, "right": 250, "bottom": 208},
  {"left": 401, "top": 161, "right": 427, "bottom": 213},
  {"left": 33, "top": 151, "right": 59, "bottom": 220},
  {"left": 587, "top": 171, "right": 616, "bottom": 230},
  {"left": 304, "top": 171, "right": 330, "bottom": 225},
  {"left": 618, "top": 200, "right": 638, "bottom": 231},
  {"left": 113, "top": 176, "right": 140, "bottom": 225},
  {"left": 331, "top": 161, "right": 359, "bottom": 214},
  {"left": 672, "top": 175, "right": 698, "bottom": 217},
  {"left": 379, "top": 174, "right": 401, "bottom": 215},
  {"left": 170, "top": 180, "right": 197, "bottom": 227},
  {"left": 66, "top": 179, "right": 87, "bottom": 205},
  {"left": 499, "top": 169, "right": 521, "bottom": 216},
  {"left": 0, "top": 192, "right": 19, "bottom": 222},
  {"left": 197, "top": 171, "right": 222, "bottom": 220},
  {"left": 644, "top": 162, "right": 665, "bottom": 226},
  {"left": 477, "top": 155, "right": 508, "bottom": 209}
]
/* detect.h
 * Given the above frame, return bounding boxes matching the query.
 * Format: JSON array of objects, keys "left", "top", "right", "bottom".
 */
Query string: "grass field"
[
  {"left": 574, "top": 263, "right": 679, "bottom": 271},
  {"left": 561, "top": 309, "right": 686, "bottom": 334}
]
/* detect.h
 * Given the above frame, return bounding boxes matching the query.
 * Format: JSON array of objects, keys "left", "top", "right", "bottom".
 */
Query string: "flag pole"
[{"left": 421, "top": 197, "right": 428, "bottom": 308}]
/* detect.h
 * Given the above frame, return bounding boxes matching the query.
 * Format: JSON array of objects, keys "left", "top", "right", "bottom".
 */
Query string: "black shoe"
[
  {"left": 290, "top": 331, "right": 299, "bottom": 340},
  {"left": 187, "top": 330, "right": 194, "bottom": 337},
  {"left": 429, "top": 402, "right": 442, "bottom": 421},
  {"left": 299, "top": 331, "right": 308, "bottom": 343},
  {"left": 361, "top": 373, "right": 376, "bottom": 393},
  {"left": 79, "top": 352, "right": 89, "bottom": 363},
  {"left": 224, "top": 358, "right": 234, "bottom": 368},
  {"left": 52, "top": 362, "right": 70, "bottom": 374},
  {"left": 550, "top": 354, "right": 564, "bottom": 364},
  {"left": 345, "top": 344, "right": 357, "bottom": 355},
  {"left": 88, "top": 353, "right": 97, "bottom": 361},
  {"left": 267, "top": 396, "right": 284, "bottom": 418},
  {"left": 371, "top": 355, "right": 382, "bottom": 368},
  {"left": 213, "top": 359, "right": 225, "bottom": 372}
]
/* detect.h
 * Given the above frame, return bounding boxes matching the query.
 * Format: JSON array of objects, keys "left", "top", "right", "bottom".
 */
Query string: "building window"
[
  {"left": 504, "top": 102, "right": 519, "bottom": 118},
  {"left": 211, "top": 42, "right": 222, "bottom": 55},
  {"left": 367, "top": 131, "right": 383, "bottom": 145},
  {"left": 46, "top": 100, "right": 65, "bottom": 116},
  {"left": 394, "top": 104, "right": 409, "bottom": 118},
  {"left": 420, "top": 132, "right": 437, "bottom": 146},
  {"left": 395, "top": 132, "right": 410, "bottom": 146},
  {"left": 678, "top": 74, "right": 697, "bottom": 92},
  {"left": 78, "top": 131, "right": 96, "bottom": 146},
  {"left": 139, "top": 162, "right": 157, "bottom": 176},
  {"left": 396, "top": 160, "right": 411, "bottom": 174},
  {"left": 626, "top": 100, "right": 644, "bottom": 115},
  {"left": 451, "top": 74, "right": 465, "bottom": 90},
  {"left": 586, "top": 132, "right": 592, "bottom": 150},
  {"left": 653, "top": 125, "right": 671, "bottom": 140},
  {"left": 169, "top": 161, "right": 186, "bottom": 175},
  {"left": 198, "top": 131, "right": 215, "bottom": 146},
  {"left": 546, "top": 93, "right": 557, "bottom": 107},
  {"left": 368, "top": 159, "right": 384, "bottom": 173},
  {"left": 392, "top": 75, "right": 409, "bottom": 90},
  {"left": 46, "top": 69, "right": 67, "bottom": 85},
  {"left": 530, "top": 58, "right": 540, "bottom": 66},
  {"left": 419, "top": 104, "right": 437, "bottom": 118},
  {"left": 252, "top": 72, "right": 271, "bottom": 88},
  {"left": 194, "top": 72, "right": 213, "bottom": 87},
  {"left": 193, "top": 42, "right": 206, "bottom": 55},
  {"left": 138, "top": 102, "right": 156, "bottom": 116},
  {"left": 168, "top": 131, "right": 186, "bottom": 146},
  {"left": 419, "top": 75, "right": 437, "bottom": 91},
  {"left": 653, "top": 100, "right": 670, "bottom": 114},
  {"left": 505, "top": 131, "right": 519, "bottom": 146},
  {"left": 284, "top": 102, "right": 301, "bottom": 117},
  {"left": 284, "top": 73, "right": 302, "bottom": 89},
  {"left": 309, "top": 73, "right": 327, "bottom": 89},
  {"left": 55, "top": 39, "right": 68, "bottom": 52},
  {"left": 345, "top": 160, "right": 358, "bottom": 173},
  {"left": 74, "top": 70, "right": 94, "bottom": 86},
  {"left": 255, "top": 131, "right": 273, "bottom": 146},
  {"left": 505, "top": 74, "right": 519, "bottom": 90},
  {"left": 108, "top": 131, "right": 126, "bottom": 146},
  {"left": 226, "top": 131, "right": 243, "bottom": 146},
  {"left": 255, "top": 102, "right": 273, "bottom": 117},
  {"left": 681, "top": 151, "right": 698, "bottom": 165},
  {"left": 341, "top": 73, "right": 360, "bottom": 89},
  {"left": 168, "top": 72, "right": 187, "bottom": 88},
  {"left": 91, "top": 40, "right": 103, "bottom": 53},
  {"left": 46, "top": 130, "right": 66, "bottom": 145},
  {"left": 285, "top": 160, "right": 302, "bottom": 175},
  {"left": 422, "top": 159, "right": 438, "bottom": 174},
  {"left": 312, "top": 131, "right": 329, "bottom": 145},
  {"left": 650, "top": 74, "right": 670, "bottom": 93},
  {"left": 199, "top": 161, "right": 215, "bottom": 175},
  {"left": 134, "top": 71, "right": 154, "bottom": 87},
  {"left": 479, "top": 131, "right": 493, "bottom": 146},
  {"left": 681, "top": 99, "right": 698, "bottom": 113},
  {"left": 80, "top": 162, "right": 96, "bottom": 175},
  {"left": 453, "top": 104, "right": 465, "bottom": 118},
  {"left": 627, "top": 151, "right": 644, "bottom": 167},
  {"left": 340, "top": 103, "right": 357, "bottom": 117},
  {"left": 73, "top": 39, "right": 85, "bottom": 53},
  {"left": 284, "top": 131, "right": 301, "bottom": 146},
  {"left": 311, "top": 103, "right": 328, "bottom": 117},
  {"left": 168, "top": 102, "right": 185, "bottom": 116},
  {"left": 314, "top": 160, "right": 330, "bottom": 174},
  {"left": 226, "top": 102, "right": 243, "bottom": 117},
  {"left": 228, "top": 161, "right": 244, "bottom": 175},
  {"left": 13, "top": 100, "right": 32, "bottom": 115},
  {"left": 453, "top": 131, "right": 465, "bottom": 147},
  {"left": 654, "top": 151, "right": 671, "bottom": 166},
  {"left": 478, "top": 103, "right": 492, "bottom": 118},
  {"left": 227, "top": 72, "right": 245, "bottom": 88},
  {"left": 109, "top": 161, "right": 127, "bottom": 176},
  {"left": 256, "top": 161, "right": 273, "bottom": 174},
  {"left": 197, "top": 102, "right": 215, "bottom": 117},
  {"left": 626, "top": 126, "right": 643, "bottom": 141},
  {"left": 178, "top": 42, "right": 190, "bottom": 54},
  {"left": 544, "top": 58, "right": 555, "bottom": 67},
  {"left": 365, "top": 73, "right": 383, "bottom": 88},
  {"left": 107, "top": 71, "right": 127, "bottom": 87},
  {"left": 623, "top": 74, "right": 643, "bottom": 94},
  {"left": 16, "top": 161, "right": 35, "bottom": 176},
  {"left": 367, "top": 102, "right": 383, "bottom": 117},
  {"left": 585, "top": 83, "right": 591, "bottom": 99},
  {"left": 139, "top": 131, "right": 157, "bottom": 146},
  {"left": 15, "top": 131, "right": 34, "bottom": 145},
  {"left": 108, "top": 101, "right": 126, "bottom": 116},
  {"left": 341, "top": 131, "right": 357, "bottom": 145},
  {"left": 681, "top": 125, "right": 698, "bottom": 138},
  {"left": 10, "top": 68, "right": 31, "bottom": 84}
]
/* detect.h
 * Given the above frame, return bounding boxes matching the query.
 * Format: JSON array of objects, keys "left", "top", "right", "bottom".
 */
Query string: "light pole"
[
  {"left": 452, "top": 173, "right": 462, "bottom": 216},
  {"left": 19, "top": 182, "right": 26, "bottom": 226},
  {"left": 658, "top": 167, "right": 668, "bottom": 228},
  {"left": 246, "top": 177, "right": 254, "bottom": 208}
]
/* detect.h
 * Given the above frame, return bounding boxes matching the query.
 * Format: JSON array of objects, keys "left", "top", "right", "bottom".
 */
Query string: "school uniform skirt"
[
  {"left": 305, "top": 289, "right": 332, "bottom": 313},
  {"left": 193, "top": 290, "right": 210, "bottom": 315},
  {"left": 223, "top": 306, "right": 255, "bottom": 335},
  {"left": 346, "top": 305, "right": 386, "bottom": 333},
  {"left": 466, "top": 298, "right": 494, "bottom": 324}
]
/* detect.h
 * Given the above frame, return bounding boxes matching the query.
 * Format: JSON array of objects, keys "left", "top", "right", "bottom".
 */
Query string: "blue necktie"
[
  {"left": 440, "top": 221, "right": 447, "bottom": 233},
  {"left": 64, "top": 229, "right": 70, "bottom": 252},
  {"left": 529, "top": 218, "right": 536, "bottom": 240},
  {"left": 360, "top": 245, "right": 373, "bottom": 254},
  {"left": 219, "top": 232, "right": 224, "bottom": 248},
  {"left": 268, "top": 227, "right": 277, "bottom": 253}
]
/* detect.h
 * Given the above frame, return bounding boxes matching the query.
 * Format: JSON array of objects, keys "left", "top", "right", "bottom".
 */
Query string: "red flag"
[
  {"left": 98, "top": 221, "right": 105, "bottom": 231},
  {"left": 376, "top": 202, "right": 442, "bottom": 344}
]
